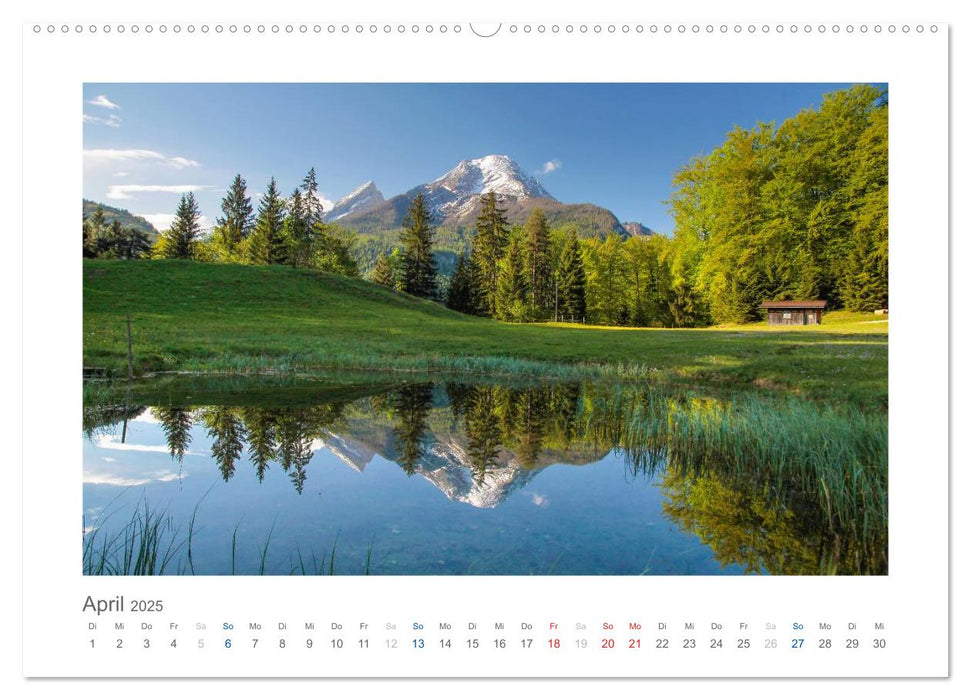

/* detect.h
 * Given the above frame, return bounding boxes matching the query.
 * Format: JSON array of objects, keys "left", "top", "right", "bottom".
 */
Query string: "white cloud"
[
  {"left": 131, "top": 409, "right": 159, "bottom": 423},
  {"left": 113, "top": 172, "right": 129, "bottom": 178},
  {"left": 85, "top": 148, "right": 164, "bottom": 164},
  {"left": 93, "top": 435, "right": 172, "bottom": 453},
  {"left": 82, "top": 473, "right": 152, "bottom": 487},
  {"left": 93, "top": 433, "right": 202, "bottom": 457},
  {"left": 139, "top": 213, "right": 176, "bottom": 231},
  {"left": 88, "top": 94, "right": 120, "bottom": 109},
  {"left": 82, "top": 470, "right": 183, "bottom": 487},
  {"left": 106, "top": 184, "right": 213, "bottom": 200},
  {"left": 83, "top": 148, "right": 201, "bottom": 170},
  {"left": 138, "top": 213, "right": 213, "bottom": 232},
  {"left": 539, "top": 159, "right": 562, "bottom": 175},
  {"left": 529, "top": 492, "right": 550, "bottom": 508},
  {"left": 83, "top": 113, "right": 122, "bottom": 128},
  {"left": 168, "top": 156, "right": 201, "bottom": 169}
]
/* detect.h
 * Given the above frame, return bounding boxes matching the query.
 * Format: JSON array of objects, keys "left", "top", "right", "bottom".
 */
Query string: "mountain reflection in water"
[{"left": 83, "top": 380, "right": 887, "bottom": 576}]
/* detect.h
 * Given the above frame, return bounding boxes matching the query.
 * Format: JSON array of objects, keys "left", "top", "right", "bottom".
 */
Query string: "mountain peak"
[
  {"left": 324, "top": 181, "right": 385, "bottom": 222},
  {"left": 621, "top": 221, "right": 657, "bottom": 237},
  {"left": 329, "top": 154, "right": 627, "bottom": 237},
  {"left": 432, "top": 154, "right": 552, "bottom": 202}
]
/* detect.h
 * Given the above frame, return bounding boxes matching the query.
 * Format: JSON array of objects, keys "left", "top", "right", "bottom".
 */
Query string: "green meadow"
[{"left": 83, "top": 260, "right": 887, "bottom": 408}]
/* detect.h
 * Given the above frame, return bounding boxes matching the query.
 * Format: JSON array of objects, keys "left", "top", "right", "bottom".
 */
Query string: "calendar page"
[{"left": 18, "top": 0, "right": 953, "bottom": 688}]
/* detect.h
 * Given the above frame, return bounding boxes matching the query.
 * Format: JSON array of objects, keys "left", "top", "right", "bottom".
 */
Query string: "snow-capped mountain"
[
  {"left": 323, "top": 180, "right": 385, "bottom": 222},
  {"left": 309, "top": 415, "right": 608, "bottom": 509},
  {"left": 413, "top": 154, "right": 553, "bottom": 221},
  {"left": 330, "top": 154, "right": 630, "bottom": 238}
]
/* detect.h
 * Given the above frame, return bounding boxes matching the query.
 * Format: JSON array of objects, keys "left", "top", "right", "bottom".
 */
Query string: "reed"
[
  {"left": 82, "top": 498, "right": 185, "bottom": 575},
  {"left": 585, "top": 387, "right": 887, "bottom": 536},
  {"left": 85, "top": 503, "right": 375, "bottom": 576}
]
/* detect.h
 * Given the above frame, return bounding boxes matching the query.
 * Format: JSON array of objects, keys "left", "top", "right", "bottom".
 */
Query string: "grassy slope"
[{"left": 83, "top": 260, "right": 888, "bottom": 407}]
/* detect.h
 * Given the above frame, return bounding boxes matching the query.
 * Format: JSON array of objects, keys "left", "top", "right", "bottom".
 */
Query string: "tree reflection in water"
[{"left": 83, "top": 380, "right": 888, "bottom": 574}]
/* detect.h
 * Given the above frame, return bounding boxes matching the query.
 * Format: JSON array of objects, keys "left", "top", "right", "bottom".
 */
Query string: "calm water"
[{"left": 82, "top": 379, "right": 886, "bottom": 575}]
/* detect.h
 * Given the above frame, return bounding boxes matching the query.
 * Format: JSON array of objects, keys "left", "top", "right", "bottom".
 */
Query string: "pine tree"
[
  {"left": 120, "top": 226, "right": 152, "bottom": 260},
  {"left": 463, "top": 386, "right": 502, "bottom": 483},
  {"left": 557, "top": 234, "right": 587, "bottom": 323},
  {"left": 391, "top": 384, "right": 434, "bottom": 476},
  {"left": 83, "top": 206, "right": 106, "bottom": 258},
  {"left": 104, "top": 219, "right": 125, "bottom": 258},
  {"left": 496, "top": 236, "right": 529, "bottom": 322},
  {"left": 160, "top": 192, "right": 202, "bottom": 259},
  {"left": 152, "top": 407, "right": 194, "bottom": 463},
  {"left": 283, "top": 188, "right": 311, "bottom": 266},
  {"left": 215, "top": 174, "right": 253, "bottom": 258},
  {"left": 82, "top": 219, "right": 93, "bottom": 258},
  {"left": 301, "top": 167, "right": 324, "bottom": 225},
  {"left": 399, "top": 193, "right": 438, "bottom": 298},
  {"left": 471, "top": 191, "right": 511, "bottom": 317},
  {"left": 201, "top": 407, "right": 245, "bottom": 482},
  {"left": 274, "top": 409, "right": 315, "bottom": 494},
  {"left": 523, "top": 208, "right": 552, "bottom": 317},
  {"left": 371, "top": 252, "right": 397, "bottom": 288},
  {"left": 242, "top": 407, "right": 276, "bottom": 483},
  {"left": 247, "top": 178, "right": 286, "bottom": 265},
  {"left": 445, "top": 252, "right": 480, "bottom": 314}
]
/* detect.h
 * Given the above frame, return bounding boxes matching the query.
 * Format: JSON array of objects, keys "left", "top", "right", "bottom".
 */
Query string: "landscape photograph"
[{"left": 82, "top": 83, "right": 888, "bottom": 576}]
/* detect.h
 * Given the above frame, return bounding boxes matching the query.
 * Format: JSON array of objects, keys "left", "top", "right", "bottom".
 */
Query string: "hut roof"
[{"left": 759, "top": 300, "right": 827, "bottom": 309}]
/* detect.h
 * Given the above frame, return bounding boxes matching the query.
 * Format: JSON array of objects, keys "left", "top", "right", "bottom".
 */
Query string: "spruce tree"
[
  {"left": 153, "top": 407, "right": 194, "bottom": 463},
  {"left": 445, "top": 252, "right": 480, "bottom": 314},
  {"left": 82, "top": 219, "right": 93, "bottom": 258},
  {"left": 496, "top": 236, "right": 529, "bottom": 321},
  {"left": 105, "top": 219, "right": 125, "bottom": 258},
  {"left": 471, "top": 191, "right": 511, "bottom": 317},
  {"left": 84, "top": 206, "right": 106, "bottom": 258},
  {"left": 301, "top": 167, "right": 324, "bottom": 225},
  {"left": 463, "top": 386, "right": 502, "bottom": 483},
  {"left": 371, "top": 252, "right": 397, "bottom": 288},
  {"left": 242, "top": 407, "right": 276, "bottom": 483},
  {"left": 161, "top": 192, "right": 202, "bottom": 259},
  {"left": 391, "top": 384, "right": 435, "bottom": 476},
  {"left": 557, "top": 234, "right": 587, "bottom": 323},
  {"left": 523, "top": 208, "right": 552, "bottom": 317},
  {"left": 284, "top": 188, "right": 311, "bottom": 266},
  {"left": 202, "top": 407, "right": 245, "bottom": 482},
  {"left": 248, "top": 178, "right": 286, "bottom": 265},
  {"left": 399, "top": 193, "right": 438, "bottom": 298},
  {"left": 120, "top": 226, "right": 151, "bottom": 260},
  {"left": 215, "top": 174, "right": 253, "bottom": 256}
]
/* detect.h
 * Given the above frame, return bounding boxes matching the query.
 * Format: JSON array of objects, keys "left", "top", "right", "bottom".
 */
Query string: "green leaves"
[{"left": 668, "top": 85, "right": 888, "bottom": 321}]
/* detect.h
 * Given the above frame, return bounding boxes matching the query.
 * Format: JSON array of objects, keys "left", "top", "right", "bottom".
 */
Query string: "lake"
[{"left": 82, "top": 377, "right": 887, "bottom": 575}]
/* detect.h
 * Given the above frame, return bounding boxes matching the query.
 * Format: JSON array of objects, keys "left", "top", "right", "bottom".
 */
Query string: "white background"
[{"left": 6, "top": 0, "right": 968, "bottom": 697}]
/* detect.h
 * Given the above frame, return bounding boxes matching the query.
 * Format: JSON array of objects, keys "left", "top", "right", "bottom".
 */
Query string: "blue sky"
[{"left": 82, "top": 83, "right": 870, "bottom": 234}]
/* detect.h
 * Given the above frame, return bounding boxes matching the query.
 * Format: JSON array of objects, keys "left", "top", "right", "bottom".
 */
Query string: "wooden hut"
[{"left": 759, "top": 300, "right": 827, "bottom": 326}]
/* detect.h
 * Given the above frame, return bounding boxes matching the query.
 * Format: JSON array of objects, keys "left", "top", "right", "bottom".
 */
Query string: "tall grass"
[
  {"left": 83, "top": 499, "right": 185, "bottom": 575},
  {"left": 84, "top": 500, "right": 373, "bottom": 576},
  {"left": 584, "top": 388, "right": 888, "bottom": 537}
]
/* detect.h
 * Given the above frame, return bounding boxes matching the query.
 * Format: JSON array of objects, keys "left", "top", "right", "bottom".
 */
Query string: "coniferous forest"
[{"left": 81, "top": 85, "right": 888, "bottom": 327}]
